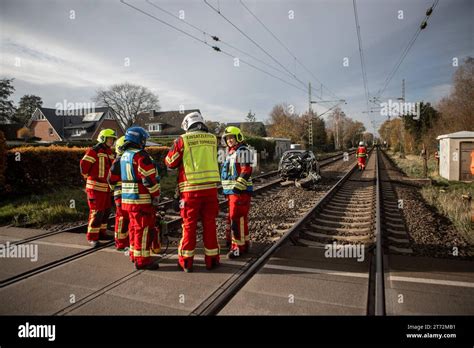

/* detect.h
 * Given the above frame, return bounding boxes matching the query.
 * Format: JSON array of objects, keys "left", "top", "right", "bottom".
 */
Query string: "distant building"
[
  {"left": 136, "top": 109, "right": 201, "bottom": 137},
  {"left": 264, "top": 137, "right": 292, "bottom": 160},
  {"left": 27, "top": 107, "right": 124, "bottom": 142},
  {"left": 436, "top": 131, "right": 474, "bottom": 181}
]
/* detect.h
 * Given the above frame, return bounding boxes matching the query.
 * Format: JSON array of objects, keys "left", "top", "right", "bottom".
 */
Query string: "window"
[
  {"left": 148, "top": 123, "right": 163, "bottom": 132},
  {"left": 48, "top": 128, "right": 54, "bottom": 136}
]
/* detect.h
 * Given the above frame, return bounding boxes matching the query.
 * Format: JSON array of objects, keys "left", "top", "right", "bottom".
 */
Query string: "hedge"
[
  {"left": 7, "top": 141, "right": 96, "bottom": 149},
  {"left": 4, "top": 145, "right": 170, "bottom": 196},
  {"left": 245, "top": 137, "right": 276, "bottom": 161}
]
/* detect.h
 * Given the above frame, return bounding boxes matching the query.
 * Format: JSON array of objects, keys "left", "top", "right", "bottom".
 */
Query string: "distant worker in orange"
[
  {"left": 356, "top": 141, "right": 368, "bottom": 171},
  {"left": 471, "top": 150, "right": 474, "bottom": 176},
  {"left": 80, "top": 129, "right": 117, "bottom": 247}
]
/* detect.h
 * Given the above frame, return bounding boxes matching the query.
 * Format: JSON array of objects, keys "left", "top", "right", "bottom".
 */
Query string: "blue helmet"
[{"left": 125, "top": 127, "right": 150, "bottom": 147}]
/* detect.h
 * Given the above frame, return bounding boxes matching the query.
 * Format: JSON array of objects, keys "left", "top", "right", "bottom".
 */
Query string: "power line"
[
  {"left": 353, "top": 0, "right": 370, "bottom": 117},
  {"left": 239, "top": 0, "right": 341, "bottom": 101},
  {"left": 376, "top": 0, "right": 440, "bottom": 98},
  {"left": 145, "top": 0, "right": 295, "bottom": 80},
  {"left": 120, "top": 0, "right": 308, "bottom": 94},
  {"left": 203, "top": 0, "right": 308, "bottom": 91}
]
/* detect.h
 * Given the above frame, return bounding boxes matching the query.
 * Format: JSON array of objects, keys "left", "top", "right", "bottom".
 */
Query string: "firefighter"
[
  {"left": 165, "top": 112, "right": 221, "bottom": 272},
  {"left": 80, "top": 129, "right": 117, "bottom": 247},
  {"left": 120, "top": 127, "right": 161, "bottom": 270},
  {"left": 221, "top": 126, "right": 253, "bottom": 258},
  {"left": 107, "top": 136, "right": 130, "bottom": 251},
  {"left": 356, "top": 141, "right": 368, "bottom": 171}
]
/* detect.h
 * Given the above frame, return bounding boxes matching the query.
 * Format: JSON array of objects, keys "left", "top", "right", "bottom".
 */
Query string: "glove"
[{"left": 152, "top": 196, "right": 160, "bottom": 207}]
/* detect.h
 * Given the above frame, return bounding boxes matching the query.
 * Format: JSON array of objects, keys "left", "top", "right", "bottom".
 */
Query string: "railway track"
[
  {"left": 0, "top": 150, "right": 355, "bottom": 289},
  {"left": 192, "top": 148, "right": 383, "bottom": 315}
]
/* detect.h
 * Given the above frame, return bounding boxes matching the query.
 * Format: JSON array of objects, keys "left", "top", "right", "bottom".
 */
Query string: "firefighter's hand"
[
  {"left": 152, "top": 196, "right": 161, "bottom": 207},
  {"left": 82, "top": 174, "right": 88, "bottom": 180}
]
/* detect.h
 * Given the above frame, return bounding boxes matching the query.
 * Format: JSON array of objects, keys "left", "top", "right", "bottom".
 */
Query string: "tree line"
[
  {"left": 2, "top": 76, "right": 370, "bottom": 152},
  {"left": 378, "top": 57, "right": 473, "bottom": 154}
]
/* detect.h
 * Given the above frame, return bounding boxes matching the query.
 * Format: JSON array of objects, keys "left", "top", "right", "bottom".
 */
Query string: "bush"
[
  {"left": 5, "top": 145, "right": 170, "bottom": 196},
  {"left": 6, "top": 141, "right": 95, "bottom": 149},
  {"left": 17, "top": 127, "right": 33, "bottom": 141},
  {"left": 150, "top": 137, "right": 177, "bottom": 147}
]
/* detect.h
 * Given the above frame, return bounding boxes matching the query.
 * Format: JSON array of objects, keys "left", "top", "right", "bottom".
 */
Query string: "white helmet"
[
  {"left": 181, "top": 112, "right": 204, "bottom": 131},
  {"left": 359, "top": 141, "right": 365, "bottom": 146}
]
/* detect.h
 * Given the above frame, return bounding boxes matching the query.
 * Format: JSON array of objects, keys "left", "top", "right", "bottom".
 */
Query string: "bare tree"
[
  {"left": 436, "top": 57, "right": 474, "bottom": 134},
  {"left": 326, "top": 107, "right": 347, "bottom": 149},
  {"left": 93, "top": 82, "right": 160, "bottom": 128}
]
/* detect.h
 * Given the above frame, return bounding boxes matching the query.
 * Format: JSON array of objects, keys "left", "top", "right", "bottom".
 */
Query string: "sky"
[{"left": 1, "top": 0, "right": 472, "bottom": 134}]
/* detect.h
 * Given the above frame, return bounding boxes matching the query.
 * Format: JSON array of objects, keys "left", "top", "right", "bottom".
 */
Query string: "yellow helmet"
[
  {"left": 115, "top": 136, "right": 126, "bottom": 155},
  {"left": 97, "top": 128, "right": 117, "bottom": 143},
  {"left": 223, "top": 126, "right": 244, "bottom": 143}
]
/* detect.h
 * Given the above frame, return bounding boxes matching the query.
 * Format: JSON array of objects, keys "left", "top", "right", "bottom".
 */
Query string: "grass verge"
[
  {"left": 387, "top": 150, "right": 473, "bottom": 244},
  {"left": 0, "top": 187, "right": 88, "bottom": 227}
]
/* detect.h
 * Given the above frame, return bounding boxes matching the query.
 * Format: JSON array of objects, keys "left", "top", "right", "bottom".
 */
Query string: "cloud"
[
  {"left": 0, "top": 22, "right": 245, "bottom": 121},
  {"left": 428, "top": 83, "right": 452, "bottom": 103}
]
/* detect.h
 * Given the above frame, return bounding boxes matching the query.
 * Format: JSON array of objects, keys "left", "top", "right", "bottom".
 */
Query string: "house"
[
  {"left": 27, "top": 107, "right": 124, "bottom": 142},
  {"left": 136, "top": 109, "right": 201, "bottom": 137},
  {"left": 226, "top": 121, "right": 267, "bottom": 137},
  {"left": 436, "top": 131, "right": 474, "bottom": 181}
]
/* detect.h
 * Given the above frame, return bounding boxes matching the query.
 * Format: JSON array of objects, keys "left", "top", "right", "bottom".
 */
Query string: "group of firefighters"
[
  {"left": 80, "top": 112, "right": 253, "bottom": 272},
  {"left": 80, "top": 111, "right": 370, "bottom": 272}
]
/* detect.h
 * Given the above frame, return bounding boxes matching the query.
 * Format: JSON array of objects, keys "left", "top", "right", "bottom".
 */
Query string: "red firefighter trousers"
[
  {"left": 86, "top": 189, "right": 112, "bottom": 241},
  {"left": 226, "top": 193, "right": 251, "bottom": 253},
  {"left": 178, "top": 189, "right": 220, "bottom": 270},
  {"left": 124, "top": 206, "right": 160, "bottom": 267},
  {"left": 357, "top": 157, "right": 367, "bottom": 169},
  {"left": 114, "top": 202, "right": 130, "bottom": 250}
]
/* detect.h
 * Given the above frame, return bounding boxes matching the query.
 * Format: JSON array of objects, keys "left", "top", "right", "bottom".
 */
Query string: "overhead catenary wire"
[
  {"left": 353, "top": 0, "right": 371, "bottom": 117},
  {"left": 120, "top": 0, "right": 308, "bottom": 94},
  {"left": 144, "top": 0, "right": 298, "bottom": 82},
  {"left": 239, "top": 0, "right": 342, "bottom": 102},
  {"left": 203, "top": 0, "right": 308, "bottom": 91},
  {"left": 375, "top": 0, "right": 440, "bottom": 98}
]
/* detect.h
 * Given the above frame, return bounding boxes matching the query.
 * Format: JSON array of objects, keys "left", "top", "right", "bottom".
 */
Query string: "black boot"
[{"left": 135, "top": 261, "right": 159, "bottom": 270}]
